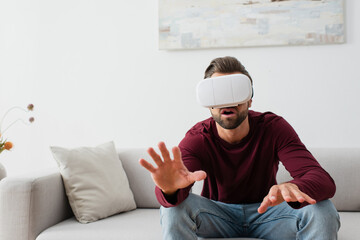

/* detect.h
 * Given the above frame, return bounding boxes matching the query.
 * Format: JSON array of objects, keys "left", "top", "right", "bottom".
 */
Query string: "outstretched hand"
[
  {"left": 139, "top": 142, "right": 207, "bottom": 195},
  {"left": 258, "top": 182, "right": 316, "bottom": 214}
]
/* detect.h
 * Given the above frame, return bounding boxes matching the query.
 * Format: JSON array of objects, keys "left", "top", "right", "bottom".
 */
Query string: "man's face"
[{"left": 209, "top": 72, "right": 252, "bottom": 130}]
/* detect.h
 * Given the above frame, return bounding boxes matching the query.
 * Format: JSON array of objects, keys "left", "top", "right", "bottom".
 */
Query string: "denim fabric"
[{"left": 160, "top": 193, "right": 340, "bottom": 240}]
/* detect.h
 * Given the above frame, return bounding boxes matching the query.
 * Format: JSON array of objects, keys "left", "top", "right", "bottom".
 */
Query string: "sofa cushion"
[
  {"left": 50, "top": 141, "right": 136, "bottom": 223},
  {"left": 35, "top": 208, "right": 260, "bottom": 240},
  {"left": 336, "top": 212, "right": 360, "bottom": 239},
  {"left": 36, "top": 210, "right": 354, "bottom": 240},
  {"left": 36, "top": 209, "right": 162, "bottom": 240}
]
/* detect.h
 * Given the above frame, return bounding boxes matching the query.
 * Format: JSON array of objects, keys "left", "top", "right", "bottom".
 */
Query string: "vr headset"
[{"left": 196, "top": 74, "right": 253, "bottom": 109}]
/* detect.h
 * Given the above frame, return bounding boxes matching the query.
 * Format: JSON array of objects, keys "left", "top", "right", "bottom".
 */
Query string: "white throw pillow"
[{"left": 50, "top": 141, "right": 136, "bottom": 223}]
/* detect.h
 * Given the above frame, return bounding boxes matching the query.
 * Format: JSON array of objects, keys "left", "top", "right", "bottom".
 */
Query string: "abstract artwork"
[{"left": 158, "top": 0, "right": 345, "bottom": 50}]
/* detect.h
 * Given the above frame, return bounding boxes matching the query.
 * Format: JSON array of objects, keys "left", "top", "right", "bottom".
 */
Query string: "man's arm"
[
  {"left": 258, "top": 116, "right": 335, "bottom": 213},
  {"left": 279, "top": 142, "right": 336, "bottom": 207}
]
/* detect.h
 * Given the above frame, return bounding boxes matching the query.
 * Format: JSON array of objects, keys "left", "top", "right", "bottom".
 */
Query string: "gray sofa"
[{"left": 0, "top": 148, "right": 359, "bottom": 240}]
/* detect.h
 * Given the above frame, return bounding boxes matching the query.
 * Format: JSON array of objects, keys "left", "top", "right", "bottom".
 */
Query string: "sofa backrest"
[
  {"left": 119, "top": 148, "right": 161, "bottom": 208},
  {"left": 276, "top": 148, "right": 360, "bottom": 211},
  {"left": 310, "top": 148, "right": 360, "bottom": 211},
  {"left": 119, "top": 148, "right": 360, "bottom": 211}
]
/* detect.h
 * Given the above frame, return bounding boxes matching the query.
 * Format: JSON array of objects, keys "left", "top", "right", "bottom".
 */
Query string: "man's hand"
[
  {"left": 257, "top": 182, "right": 316, "bottom": 214},
  {"left": 139, "top": 142, "right": 207, "bottom": 195}
]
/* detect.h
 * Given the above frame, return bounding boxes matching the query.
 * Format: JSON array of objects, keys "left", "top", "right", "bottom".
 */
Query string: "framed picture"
[{"left": 159, "top": 0, "right": 345, "bottom": 50}]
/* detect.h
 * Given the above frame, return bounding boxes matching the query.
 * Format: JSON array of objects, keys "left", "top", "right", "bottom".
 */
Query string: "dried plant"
[{"left": 0, "top": 104, "right": 35, "bottom": 154}]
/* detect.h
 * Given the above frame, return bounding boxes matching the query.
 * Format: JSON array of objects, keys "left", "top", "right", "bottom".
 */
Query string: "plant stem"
[
  {"left": 1, "top": 119, "right": 31, "bottom": 135},
  {"left": 0, "top": 106, "right": 28, "bottom": 132}
]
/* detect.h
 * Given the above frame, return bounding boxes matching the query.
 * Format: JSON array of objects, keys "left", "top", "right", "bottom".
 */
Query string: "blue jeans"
[{"left": 160, "top": 193, "right": 340, "bottom": 240}]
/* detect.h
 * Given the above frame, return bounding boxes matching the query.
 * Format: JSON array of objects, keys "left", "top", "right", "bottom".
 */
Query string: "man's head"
[
  {"left": 204, "top": 57, "right": 253, "bottom": 130},
  {"left": 204, "top": 56, "right": 252, "bottom": 83}
]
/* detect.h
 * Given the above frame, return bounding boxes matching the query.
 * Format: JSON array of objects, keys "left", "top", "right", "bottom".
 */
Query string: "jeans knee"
[
  {"left": 300, "top": 200, "right": 340, "bottom": 231},
  {"left": 160, "top": 194, "right": 201, "bottom": 239},
  {"left": 160, "top": 194, "right": 199, "bottom": 227}
]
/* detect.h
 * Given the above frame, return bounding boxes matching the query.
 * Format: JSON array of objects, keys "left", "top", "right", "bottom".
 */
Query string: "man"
[{"left": 139, "top": 56, "right": 340, "bottom": 240}]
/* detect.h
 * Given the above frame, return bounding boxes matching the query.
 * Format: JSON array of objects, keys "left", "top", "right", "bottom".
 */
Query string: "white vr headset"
[{"left": 196, "top": 74, "right": 253, "bottom": 109}]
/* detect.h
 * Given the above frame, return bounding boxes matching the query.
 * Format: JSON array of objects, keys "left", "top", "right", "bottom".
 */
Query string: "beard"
[{"left": 211, "top": 108, "right": 249, "bottom": 130}]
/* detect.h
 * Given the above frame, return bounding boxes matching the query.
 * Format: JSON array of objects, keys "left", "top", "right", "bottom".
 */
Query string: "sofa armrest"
[{"left": 0, "top": 168, "right": 73, "bottom": 240}]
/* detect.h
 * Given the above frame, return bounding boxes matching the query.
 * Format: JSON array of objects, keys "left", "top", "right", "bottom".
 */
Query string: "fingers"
[
  {"left": 299, "top": 192, "right": 316, "bottom": 204},
  {"left": 189, "top": 170, "right": 207, "bottom": 182},
  {"left": 279, "top": 183, "right": 316, "bottom": 204},
  {"left": 258, "top": 185, "right": 282, "bottom": 214},
  {"left": 172, "top": 146, "right": 182, "bottom": 162},
  {"left": 158, "top": 142, "right": 171, "bottom": 162},
  {"left": 259, "top": 183, "right": 317, "bottom": 214},
  {"left": 139, "top": 159, "right": 156, "bottom": 173},
  {"left": 280, "top": 187, "right": 292, "bottom": 202},
  {"left": 269, "top": 183, "right": 311, "bottom": 203},
  {"left": 147, "top": 147, "right": 164, "bottom": 167},
  {"left": 268, "top": 185, "right": 280, "bottom": 203},
  {"left": 146, "top": 142, "right": 180, "bottom": 167},
  {"left": 258, "top": 196, "right": 272, "bottom": 214},
  {"left": 291, "top": 189, "right": 306, "bottom": 203}
]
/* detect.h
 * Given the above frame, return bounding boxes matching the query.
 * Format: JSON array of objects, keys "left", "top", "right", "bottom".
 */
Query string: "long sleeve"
[
  {"left": 275, "top": 117, "right": 336, "bottom": 208},
  {"left": 155, "top": 185, "right": 192, "bottom": 208}
]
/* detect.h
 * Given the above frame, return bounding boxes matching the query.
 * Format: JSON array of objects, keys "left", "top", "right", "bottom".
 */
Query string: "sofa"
[{"left": 0, "top": 148, "right": 359, "bottom": 240}]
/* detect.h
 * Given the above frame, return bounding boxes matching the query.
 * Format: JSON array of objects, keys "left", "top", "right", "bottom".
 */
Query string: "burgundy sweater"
[{"left": 155, "top": 111, "right": 336, "bottom": 208}]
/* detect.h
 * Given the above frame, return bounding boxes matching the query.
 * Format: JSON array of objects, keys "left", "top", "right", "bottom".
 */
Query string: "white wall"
[{"left": 0, "top": 0, "right": 359, "bottom": 176}]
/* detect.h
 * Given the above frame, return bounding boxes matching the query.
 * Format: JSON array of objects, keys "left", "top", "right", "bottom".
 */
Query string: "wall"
[{"left": 0, "top": 0, "right": 359, "bottom": 176}]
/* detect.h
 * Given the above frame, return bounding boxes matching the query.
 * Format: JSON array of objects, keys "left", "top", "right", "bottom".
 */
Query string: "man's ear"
[{"left": 248, "top": 99, "right": 252, "bottom": 108}]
